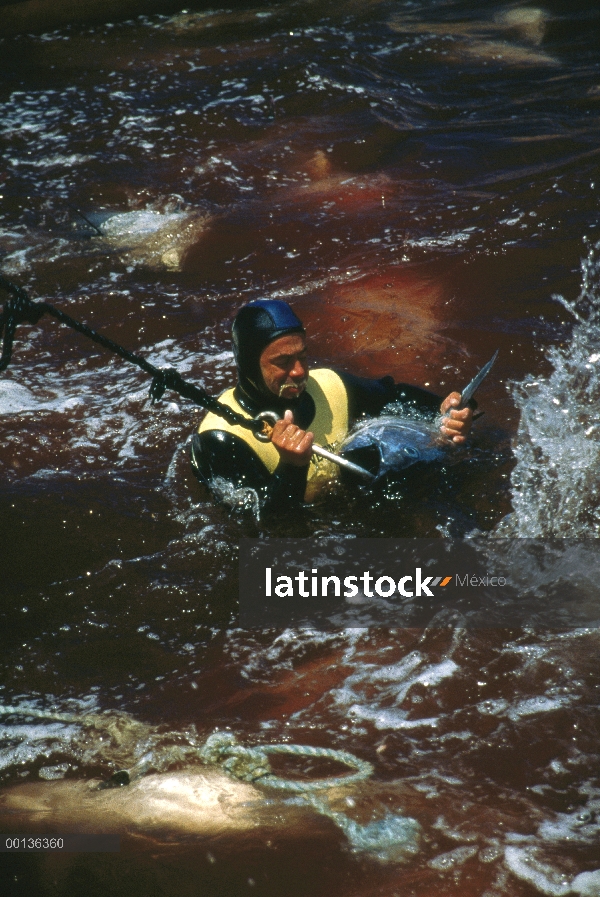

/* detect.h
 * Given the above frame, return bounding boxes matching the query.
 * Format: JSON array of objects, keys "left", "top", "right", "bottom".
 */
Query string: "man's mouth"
[{"left": 278, "top": 379, "right": 307, "bottom": 397}]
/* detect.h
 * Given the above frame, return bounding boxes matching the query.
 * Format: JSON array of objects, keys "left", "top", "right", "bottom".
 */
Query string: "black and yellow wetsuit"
[{"left": 190, "top": 369, "right": 441, "bottom": 512}]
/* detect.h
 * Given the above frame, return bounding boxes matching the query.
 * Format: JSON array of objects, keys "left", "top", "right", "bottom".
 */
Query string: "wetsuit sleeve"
[
  {"left": 190, "top": 429, "right": 308, "bottom": 514},
  {"left": 336, "top": 371, "right": 442, "bottom": 421}
]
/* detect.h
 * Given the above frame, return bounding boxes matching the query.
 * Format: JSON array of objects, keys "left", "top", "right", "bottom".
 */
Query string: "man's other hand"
[
  {"left": 271, "top": 410, "right": 314, "bottom": 466},
  {"left": 439, "top": 392, "right": 473, "bottom": 444}
]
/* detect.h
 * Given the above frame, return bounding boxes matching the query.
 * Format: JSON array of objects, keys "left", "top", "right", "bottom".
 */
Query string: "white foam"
[
  {"left": 39, "top": 763, "right": 70, "bottom": 780},
  {"left": 0, "top": 379, "right": 87, "bottom": 417},
  {"left": 330, "top": 655, "right": 457, "bottom": 731},
  {"left": 477, "top": 698, "right": 509, "bottom": 716},
  {"left": 538, "top": 801, "right": 600, "bottom": 847},
  {"left": 506, "top": 695, "right": 573, "bottom": 720},
  {"left": 428, "top": 845, "right": 478, "bottom": 870},
  {"left": 349, "top": 706, "right": 439, "bottom": 730},
  {"left": 406, "top": 231, "right": 472, "bottom": 249},
  {"left": 571, "top": 871, "right": 600, "bottom": 896},
  {"left": 504, "top": 847, "right": 572, "bottom": 896},
  {"left": 347, "top": 705, "right": 408, "bottom": 730},
  {"left": 0, "top": 380, "right": 43, "bottom": 415}
]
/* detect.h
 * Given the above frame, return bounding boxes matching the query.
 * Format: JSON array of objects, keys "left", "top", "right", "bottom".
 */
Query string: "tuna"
[
  {"left": 340, "top": 352, "right": 498, "bottom": 482},
  {"left": 340, "top": 415, "right": 448, "bottom": 482}
]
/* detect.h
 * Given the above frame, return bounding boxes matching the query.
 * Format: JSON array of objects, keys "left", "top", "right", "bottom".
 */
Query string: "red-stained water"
[{"left": 1, "top": 1, "right": 600, "bottom": 895}]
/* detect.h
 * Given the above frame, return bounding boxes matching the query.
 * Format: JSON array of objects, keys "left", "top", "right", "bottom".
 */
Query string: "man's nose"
[{"left": 289, "top": 359, "right": 306, "bottom": 379}]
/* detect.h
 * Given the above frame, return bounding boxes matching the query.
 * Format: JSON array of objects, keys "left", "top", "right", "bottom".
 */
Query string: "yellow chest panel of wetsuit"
[{"left": 197, "top": 368, "right": 349, "bottom": 502}]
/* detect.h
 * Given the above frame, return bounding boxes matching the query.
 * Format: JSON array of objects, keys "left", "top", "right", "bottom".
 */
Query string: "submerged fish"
[
  {"left": 74, "top": 208, "right": 208, "bottom": 270},
  {"left": 340, "top": 352, "right": 498, "bottom": 482},
  {"left": 388, "top": 6, "right": 558, "bottom": 68}
]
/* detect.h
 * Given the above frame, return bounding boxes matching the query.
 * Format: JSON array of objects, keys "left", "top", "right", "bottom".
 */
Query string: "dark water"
[{"left": 1, "top": 1, "right": 600, "bottom": 895}]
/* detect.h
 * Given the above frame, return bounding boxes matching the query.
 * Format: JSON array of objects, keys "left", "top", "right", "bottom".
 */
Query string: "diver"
[{"left": 190, "top": 300, "right": 473, "bottom": 511}]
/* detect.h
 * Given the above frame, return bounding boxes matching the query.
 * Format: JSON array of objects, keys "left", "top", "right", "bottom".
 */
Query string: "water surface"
[{"left": 1, "top": 1, "right": 600, "bottom": 895}]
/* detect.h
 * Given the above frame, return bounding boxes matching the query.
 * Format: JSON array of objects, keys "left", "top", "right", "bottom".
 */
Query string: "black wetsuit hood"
[{"left": 232, "top": 299, "right": 310, "bottom": 417}]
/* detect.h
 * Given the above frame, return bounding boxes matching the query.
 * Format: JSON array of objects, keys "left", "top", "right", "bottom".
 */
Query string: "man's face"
[{"left": 259, "top": 333, "right": 309, "bottom": 400}]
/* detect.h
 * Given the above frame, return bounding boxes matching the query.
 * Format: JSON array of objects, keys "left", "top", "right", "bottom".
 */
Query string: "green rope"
[
  {"left": 196, "top": 732, "right": 420, "bottom": 861},
  {"left": 0, "top": 705, "right": 372, "bottom": 793},
  {"left": 198, "top": 731, "right": 373, "bottom": 792},
  {"left": 0, "top": 705, "right": 424, "bottom": 859}
]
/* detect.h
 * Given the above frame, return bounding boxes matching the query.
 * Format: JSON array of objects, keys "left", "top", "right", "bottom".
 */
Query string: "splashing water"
[
  {"left": 207, "top": 476, "right": 261, "bottom": 518},
  {"left": 506, "top": 239, "right": 600, "bottom": 537}
]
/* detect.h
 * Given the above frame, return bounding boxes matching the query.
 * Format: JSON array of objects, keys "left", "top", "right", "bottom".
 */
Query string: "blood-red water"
[{"left": 1, "top": 2, "right": 600, "bottom": 895}]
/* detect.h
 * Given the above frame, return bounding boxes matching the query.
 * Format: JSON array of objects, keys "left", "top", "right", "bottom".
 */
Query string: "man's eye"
[{"left": 272, "top": 353, "right": 306, "bottom": 365}]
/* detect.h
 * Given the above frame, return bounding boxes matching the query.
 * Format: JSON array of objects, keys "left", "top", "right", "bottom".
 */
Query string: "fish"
[
  {"left": 340, "top": 352, "right": 498, "bottom": 482},
  {"left": 0, "top": 770, "right": 269, "bottom": 839},
  {"left": 0, "top": 757, "right": 418, "bottom": 861},
  {"left": 387, "top": 7, "right": 558, "bottom": 68},
  {"left": 74, "top": 208, "right": 208, "bottom": 271},
  {"left": 339, "top": 415, "right": 448, "bottom": 482}
]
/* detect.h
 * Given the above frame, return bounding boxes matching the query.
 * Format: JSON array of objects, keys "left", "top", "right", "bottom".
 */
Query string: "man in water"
[{"left": 191, "top": 299, "right": 473, "bottom": 511}]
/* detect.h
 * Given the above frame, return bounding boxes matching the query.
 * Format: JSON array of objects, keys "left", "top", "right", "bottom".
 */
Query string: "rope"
[
  {"left": 0, "top": 705, "right": 372, "bottom": 792},
  {"left": 0, "top": 274, "right": 263, "bottom": 434},
  {"left": 0, "top": 703, "right": 419, "bottom": 857},
  {"left": 198, "top": 731, "right": 373, "bottom": 792}
]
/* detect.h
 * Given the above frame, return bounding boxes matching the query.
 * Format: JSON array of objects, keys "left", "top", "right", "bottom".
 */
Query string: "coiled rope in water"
[
  {"left": 0, "top": 705, "right": 422, "bottom": 859},
  {"left": 0, "top": 705, "right": 372, "bottom": 792},
  {"left": 198, "top": 731, "right": 373, "bottom": 792}
]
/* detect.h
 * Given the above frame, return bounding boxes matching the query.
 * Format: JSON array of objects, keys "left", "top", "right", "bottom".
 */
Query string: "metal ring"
[{"left": 254, "top": 410, "right": 281, "bottom": 442}]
